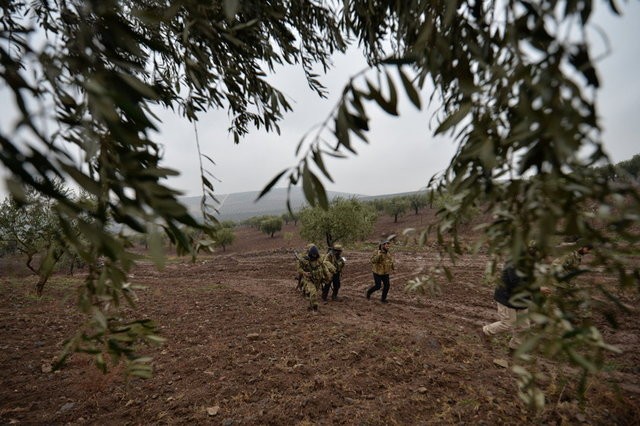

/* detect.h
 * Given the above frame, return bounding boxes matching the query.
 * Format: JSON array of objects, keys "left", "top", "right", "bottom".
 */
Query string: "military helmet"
[{"left": 332, "top": 243, "right": 343, "bottom": 252}]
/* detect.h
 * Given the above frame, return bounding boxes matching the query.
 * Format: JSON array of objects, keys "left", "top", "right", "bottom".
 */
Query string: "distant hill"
[
  {"left": 179, "top": 187, "right": 361, "bottom": 222},
  {"left": 180, "top": 187, "right": 428, "bottom": 223},
  {"left": 358, "top": 190, "right": 428, "bottom": 203}
]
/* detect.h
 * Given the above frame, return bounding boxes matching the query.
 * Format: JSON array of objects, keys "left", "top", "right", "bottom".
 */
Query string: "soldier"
[
  {"left": 296, "top": 244, "right": 335, "bottom": 312},
  {"left": 321, "top": 243, "right": 346, "bottom": 302},
  {"left": 550, "top": 241, "right": 594, "bottom": 321},
  {"left": 552, "top": 243, "right": 593, "bottom": 279},
  {"left": 366, "top": 239, "right": 394, "bottom": 303},
  {"left": 295, "top": 243, "right": 315, "bottom": 294}
]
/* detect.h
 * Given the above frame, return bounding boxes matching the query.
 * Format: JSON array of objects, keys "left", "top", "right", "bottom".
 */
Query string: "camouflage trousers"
[{"left": 303, "top": 279, "right": 321, "bottom": 309}]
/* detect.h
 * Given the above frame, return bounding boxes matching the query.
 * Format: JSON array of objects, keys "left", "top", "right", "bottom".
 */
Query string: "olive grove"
[{"left": 1, "top": 0, "right": 638, "bottom": 404}]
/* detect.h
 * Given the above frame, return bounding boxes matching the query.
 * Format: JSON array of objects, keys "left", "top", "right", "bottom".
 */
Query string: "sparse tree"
[
  {"left": 368, "top": 198, "right": 387, "bottom": 213},
  {"left": 244, "top": 216, "right": 264, "bottom": 229},
  {"left": 260, "top": 216, "right": 283, "bottom": 238},
  {"left": 281, "top": 210, "right": 299, "bottom": 226},
  {"left": 214, "top": 227, "right": 235, "bottom": 251},
  {"left": 408, "top": 192, "right": 428, "bottom": 215},
  {"left": 616, "top": 154, "right": 640, "bottom": 180},
  {"left": 384, "top": 197, "right": 409, "bottom": 223},
  {"left": 299, "top": 198, "right": 376, "bottom": 247},
  {"left": 0, "top": 184, "right": 76, "bottom": 296},
  {"left": 220, "top": 220, "right": 236, "bottom": 229}
]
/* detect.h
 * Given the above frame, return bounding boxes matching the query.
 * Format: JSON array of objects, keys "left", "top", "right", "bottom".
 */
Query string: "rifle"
[{"left": 293, "top": 250, "right": 303, "bottom": 290}]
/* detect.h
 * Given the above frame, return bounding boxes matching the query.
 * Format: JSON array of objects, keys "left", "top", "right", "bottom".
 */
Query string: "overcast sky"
[
  {"left": 1, "top": 2, "right": 639, "bottom": 199},
  {"left": 159, "top": 1, "right": 640, "bottom": 198}
]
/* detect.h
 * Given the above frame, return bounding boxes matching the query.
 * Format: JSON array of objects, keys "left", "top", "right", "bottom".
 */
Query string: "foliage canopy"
[
  {"left": 260, "top": 216, "right": 283, "bottom": 238},
  {"left": 299, "top": 197, "right": 376, "bottom": 247},
  {"left": 0, "top": 183, "right": 77, "bottom": 294}
]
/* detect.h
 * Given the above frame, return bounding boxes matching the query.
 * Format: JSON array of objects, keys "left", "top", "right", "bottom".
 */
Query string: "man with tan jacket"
[{"left": 366, "top": 240, "right": 395, "bottom": 303}]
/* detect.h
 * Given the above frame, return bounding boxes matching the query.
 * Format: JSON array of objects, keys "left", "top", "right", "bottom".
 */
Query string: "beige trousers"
[{"left": 482, "top": 303, "right": 530, "bottom": 349}]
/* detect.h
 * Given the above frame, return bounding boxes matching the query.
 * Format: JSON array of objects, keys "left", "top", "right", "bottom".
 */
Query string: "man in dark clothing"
[{"left": 480, "top": 242, "right": 549, "bottom": 350}]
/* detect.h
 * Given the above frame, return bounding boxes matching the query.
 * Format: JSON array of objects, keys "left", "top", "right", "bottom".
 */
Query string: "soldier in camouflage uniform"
[
  {"left": 366, "top": 240, "right": 395, "bottom": 303},
  {"left": 321, "top": 243, "right": 346, "bottom": 302},
  {"left": 550, "top": 242, "right": 594, "bottom": 321},
  {"left": 552, "top": 243, "right": 593, "bottom": 279},
  {"left": 296, "top": 243, "right": 315, "bottom": 295},
  {"left": 296, "top": 245, "right": 335, "bottom": 312}
]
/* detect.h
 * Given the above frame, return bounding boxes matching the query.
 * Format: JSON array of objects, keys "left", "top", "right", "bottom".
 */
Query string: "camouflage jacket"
[
  {"left": 371, "top": 250, "right": 394, "bottom": 275},
  {"left": 297, "top": 257, "right": 335, "bottom": 285},
  {"left": 552, "top": 250, "right": 583, "bottom": 275},
  {"left": 324, "top": 251, "right": 345, "bottom": 275}
]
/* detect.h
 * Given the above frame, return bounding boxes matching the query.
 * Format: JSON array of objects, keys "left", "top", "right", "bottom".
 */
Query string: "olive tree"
[
  {"left": 214, "top": 227, "right": 235, "bottom": 251},
  {"left": 299, "top": 197, "right": 376, "bottom": 247},
  {"left": 0, "top": 185, "right": 74, "bottom": 295},
  {"left": 616, "top": 154, "right": 640, "bottom": 180},
  {"left": 260, "top": 216, "right": 283, "bottom": 238},
  {"left": 281, "top": 210, "right": 299, "bottom": 226},
  {"left": 384, "top": 196, "right": 410, "bottom": 223},
  {"left": 408, "top": 192, "right": 429, "bottom": 215}
]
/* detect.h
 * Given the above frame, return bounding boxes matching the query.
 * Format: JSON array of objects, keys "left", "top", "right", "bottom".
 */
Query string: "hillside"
[
  {"left": 179, "top": 187, "right": 428, "bottom": 222},
  {"left": 178, "top": 187, "right": 361, "bottom": 222},
  {"left": 1, "top": 211, "right": 638, "bottom": 424}
]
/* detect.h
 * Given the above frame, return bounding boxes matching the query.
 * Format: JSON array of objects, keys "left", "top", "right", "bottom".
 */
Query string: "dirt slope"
[{"left": 1, "top": 213, "right": 639, "bottom": 425}]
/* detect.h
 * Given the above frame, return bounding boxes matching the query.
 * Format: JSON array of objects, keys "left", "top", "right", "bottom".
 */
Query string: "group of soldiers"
[
  {"left": 295, "top": 243, "right": 344, "bottom": 312},
  {"left": 294, "top": 236, "right": 593, "bottom": 352},
  {"left": 295, "top": 238, "right": 395, "bottom": 313}
]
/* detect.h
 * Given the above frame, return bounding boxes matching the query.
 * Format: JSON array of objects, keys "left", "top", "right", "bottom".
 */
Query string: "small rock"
[
  {"left": 417, "top": 387, "right": 428, "bottom": 394},
  {"left": 41, "top": 364, "right": 52, "bottom": 373},
  {"left": 59, "top": 402, "right": 75, "bottom": 413},
  {"left": 493, "top": 358, "right": 509, "bottom": 368},
  {"left": 206, "top": 405, "right": 220, "bottom": 416},
  {"left": 246, "top": 333, "right": 260, "bottom": 340}
]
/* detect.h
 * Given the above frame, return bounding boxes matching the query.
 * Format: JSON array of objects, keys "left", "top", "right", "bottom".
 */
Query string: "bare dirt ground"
[{"left": 1, "top": 212, "right": 639, "bottom": 425}]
